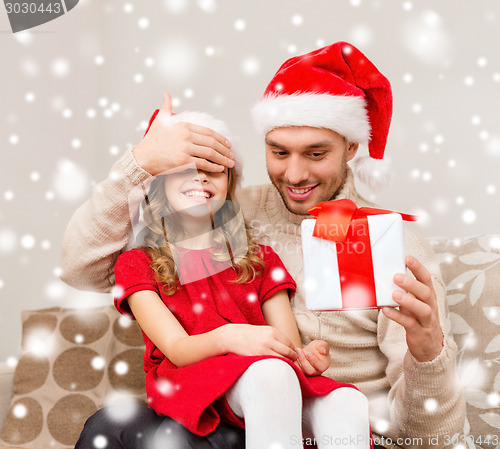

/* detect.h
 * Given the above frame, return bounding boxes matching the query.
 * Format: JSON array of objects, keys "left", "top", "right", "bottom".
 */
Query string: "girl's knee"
[{"left": 243, "top": 358, "right": 299, "bottom": 396}]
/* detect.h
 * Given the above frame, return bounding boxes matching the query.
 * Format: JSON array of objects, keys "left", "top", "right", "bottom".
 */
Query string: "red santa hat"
[
  {"left": 143, "top": 109, "right": 242, "bottom": 180},
  {"left": 251, "top": 42, "right": 393, "bottom": 190}
]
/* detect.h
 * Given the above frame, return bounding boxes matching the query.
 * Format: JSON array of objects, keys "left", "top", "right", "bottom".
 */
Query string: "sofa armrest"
[{"left": 0, "top": 362, "right": 15, "bottom": 434}]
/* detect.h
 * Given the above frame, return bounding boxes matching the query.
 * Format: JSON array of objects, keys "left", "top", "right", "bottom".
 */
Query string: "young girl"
[{"left": 114, "top": 110, "right": 372, "bottom": 449}]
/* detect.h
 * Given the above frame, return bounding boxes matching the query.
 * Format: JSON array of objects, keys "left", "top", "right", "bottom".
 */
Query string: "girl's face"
[{"left": 163, "top": 167, "right": 228, "bottom": 218}]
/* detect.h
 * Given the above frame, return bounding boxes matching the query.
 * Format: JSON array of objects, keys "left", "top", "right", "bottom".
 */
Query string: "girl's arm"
[
  {"left": 262, "top": 290, "right": 330, "bottom": 375},
  {"left": 127, "top": 289, "right": 297, "bottom": 367}
]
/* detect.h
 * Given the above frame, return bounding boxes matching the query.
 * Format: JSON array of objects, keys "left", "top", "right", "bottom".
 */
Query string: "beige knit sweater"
[{"left": 60, "top": 150, "right": 465, "bottom": 448}]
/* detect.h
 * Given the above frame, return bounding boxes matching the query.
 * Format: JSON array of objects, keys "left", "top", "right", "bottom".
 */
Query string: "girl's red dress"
[{"left": 114, "top": 244, "right": 355, "bottom": 436}]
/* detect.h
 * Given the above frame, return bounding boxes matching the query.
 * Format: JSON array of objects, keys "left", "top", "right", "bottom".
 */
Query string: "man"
[{"left": 62, "top": 42, "right": 465, "bottom": 449}]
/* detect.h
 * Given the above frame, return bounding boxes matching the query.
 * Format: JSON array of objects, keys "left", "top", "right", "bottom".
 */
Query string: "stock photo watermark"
[{"left": 3, "top": 0, "right": 78, "bottom": 33}]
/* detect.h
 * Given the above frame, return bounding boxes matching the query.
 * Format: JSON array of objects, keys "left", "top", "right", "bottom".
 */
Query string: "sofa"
[{"left": 1, "top": 234, "right": 499, "bottom": 449}]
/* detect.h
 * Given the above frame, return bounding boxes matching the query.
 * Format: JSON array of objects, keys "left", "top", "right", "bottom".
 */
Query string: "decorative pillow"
[
  {"left": 0, "top": 306, "right": 146, "bottom": 449},
  {"left": 430, "top": 235, "right": 500, "bottom": 448}
]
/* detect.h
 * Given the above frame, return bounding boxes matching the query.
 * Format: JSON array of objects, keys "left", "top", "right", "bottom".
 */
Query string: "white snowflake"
[
  {"left": 118, "top": 315, "right": 133, "bottom": 328},
  {"left": 9, "top": 134, "right": 19, "bottom": 145},
  {"left": 115, "top": 361, "right": 129, "bottom": 376},
  {"left": 74, "top": 334, "right": 84, "bottom": 344},
  {"left": 13, "top": 404, "right": 27, "bottom": 419},
  {"left": 6, "top": 356, "right": 18, "bottom": 368},
  {"left": 350, "top": 25, "right": 373, "bottom": 47},
  {"left": 234, "top": 19, "right": 246, "bottom": 31},
  {"left": 193, "top": 303, "right": 203, "bottom": 314},
  {"left": 157, "top": 40, "right": 198, "bottom": 82},
  {"left": 412, "top": 103, "right": 422, "bottom": 113},
  {"left": 291, "top": 14, "right": 303, "bottom": 26},
  {"left": 25, "top": 92, "right": 35, "bottom": 102},
  {"left": 0, "top": 228, "right": 18, "bottom": 254},
  {"left": 462, "top": 209, "right": 476, "bottom": 224},
  {"left": 485, "top": 136, "right": 500, "bottom": 157},
  {"left": 94, "top": 55, "right": 105, "bottom": 66},
  {"left": 486, "top": 184, "right": 496, "bottom": 195},
  {"left": 138, "top": 18, "right": 150, "bottom": 29},
  {"left": 51, "top": 58, "right": 70, "bottom": 77},
  {"left": 52, "top": 158, "right": 89, "bottom": 202},
  {"left": 374, "top": 419, "right": 389, "bottom": 433},
  {"left": 422, "top": 171, "right": 432, "bottom": 182},
  {"left": 479, "top": 130, "right": 489, "bottom": 141},
  {"left": 197, "top": 0, "right": 217, "bottom": 13},
  {"left": 91, "top": 356, "right": 106, "bottom": 370},
  {"left": 271, "top": 267, "right": 285, "bottom": 282},
  {"left": 487, "top": 392, "right": 500, "bottom": 407},
  {"left": 402, "top": 1, "right": 413, "bottom": 11},
  {"left": 164, "top": 0, "right": 189, "bottom": 14},
  {"left": 242, "top": 57, "right": 260, "bottom": 76},
  {"left": 403, "top": 73, "right": 413, "bottom": 83},
  {"left": 109, "top": 145, "right": 120, "bottom": 156},
  {"left": 25, "top": 328, "right": 56, "bottom": 358},
  {"left": 44, "top": 280, "right": 66, "bottom": 300},
  {"left": 93, "top": 435, "right": 108, "bottom": 449},
  {"left": 424, "top": 398, "right": 438, "bottom": 413},
  {"left": 21, "top": 234, "right": 36, "bottom": 250},
  {"left": 477, "top": 57, "right": 488, "bottom": 67},
  {"left": 269, "top": 443, "right": 284, "bottom": 449},
  {"left": 21, "top": 59, "right": 39, "bottom": 77},
  {"left": 489, "top": 236, "right": 500, "bottom": 249},
  {"left": 157, "top": 379, "right": 174, "bottom": 396},
  {"left": 464, "top": 76, "right": 474, "bottom": 87},
  {"left": 14, "top": 30, "right": 34, "bottom": 45}
]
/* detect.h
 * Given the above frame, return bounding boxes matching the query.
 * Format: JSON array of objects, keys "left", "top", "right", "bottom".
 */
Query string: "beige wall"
[{"left": 1, "top": 0, "right": 499, "bottom": 361}]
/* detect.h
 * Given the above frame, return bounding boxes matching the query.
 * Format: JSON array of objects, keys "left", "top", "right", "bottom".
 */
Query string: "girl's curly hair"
[{"left": 140, "top": 167, "right": 264, "bottom": 295}]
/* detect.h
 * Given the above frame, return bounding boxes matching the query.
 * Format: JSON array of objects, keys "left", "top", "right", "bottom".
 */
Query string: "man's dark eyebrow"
[
  {"left": 265, "top": 138, "right": 285, "bottom": 149},
  {"left": 307, "top": 141, "right": 332, "bottom": 149}
]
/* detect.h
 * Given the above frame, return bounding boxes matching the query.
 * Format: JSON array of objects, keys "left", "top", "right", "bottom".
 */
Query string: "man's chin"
[{"left": 281, "top": 197, "right": 316, "bottom": 216}]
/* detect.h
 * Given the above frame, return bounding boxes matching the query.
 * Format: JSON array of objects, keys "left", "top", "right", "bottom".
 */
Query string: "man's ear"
[{"left": 346, "top": 142, "right": 359, "bottom": 162}]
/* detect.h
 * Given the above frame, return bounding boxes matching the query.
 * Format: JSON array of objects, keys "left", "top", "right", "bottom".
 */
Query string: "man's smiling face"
[{"left": 265, "top": 126, "right": 358, "bottom": 216}]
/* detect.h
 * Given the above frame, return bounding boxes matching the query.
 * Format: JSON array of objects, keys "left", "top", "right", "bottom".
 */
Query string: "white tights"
[{"left": 225, "top": 359, "right": 371, "bottom": 449}]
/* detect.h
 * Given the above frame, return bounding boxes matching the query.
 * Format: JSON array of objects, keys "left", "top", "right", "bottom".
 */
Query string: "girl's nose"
[{"left": 193, "top": 171, "right": 209, "bottom": 183}]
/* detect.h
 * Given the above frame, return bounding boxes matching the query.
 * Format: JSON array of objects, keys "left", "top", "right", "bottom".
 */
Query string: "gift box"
[{"left": 301, "top": 199, "right": 417, "bottom": 311}]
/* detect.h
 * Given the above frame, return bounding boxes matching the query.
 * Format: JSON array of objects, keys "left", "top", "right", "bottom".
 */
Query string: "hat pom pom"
[{"left": 352, "top": 156, "right": 392, "bottom": 191}]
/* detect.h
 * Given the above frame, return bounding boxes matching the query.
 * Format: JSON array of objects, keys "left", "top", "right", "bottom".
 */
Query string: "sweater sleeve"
[
  {"left": 377, "top": 225, "right": 465, "bottom": 447},
  {"left": 59, "top": 150, "right": 153, "bottom": 293}
]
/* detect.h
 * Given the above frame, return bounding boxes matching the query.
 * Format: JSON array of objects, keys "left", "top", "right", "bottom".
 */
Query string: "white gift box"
[{"left": 301, "top": 213, "right": 406, "bottom": 311}]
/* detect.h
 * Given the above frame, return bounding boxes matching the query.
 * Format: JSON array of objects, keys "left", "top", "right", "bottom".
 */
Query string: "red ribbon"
[{"left": 307, "top": 199, "right": 417, "bottom": 309}]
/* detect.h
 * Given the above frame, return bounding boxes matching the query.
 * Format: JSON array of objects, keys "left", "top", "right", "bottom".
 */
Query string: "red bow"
[{"left": 308, "top": 199, "right": 417, "bottom": 242}]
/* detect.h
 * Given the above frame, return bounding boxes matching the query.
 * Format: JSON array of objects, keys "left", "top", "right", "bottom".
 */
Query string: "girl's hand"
[
  {"left": 220, "top": 324, "right": 297, "bottom": 361},
  {"left": 296, "top": 340, "right": 330, "bottom": 376}
]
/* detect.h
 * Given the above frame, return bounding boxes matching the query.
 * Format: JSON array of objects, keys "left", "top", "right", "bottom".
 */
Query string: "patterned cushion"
[
  {"left": 430, "top": 235, "right": 500, "bottom": 448},
  {"left": 0, "top": 306, "right": 146, "bottom": 449}
]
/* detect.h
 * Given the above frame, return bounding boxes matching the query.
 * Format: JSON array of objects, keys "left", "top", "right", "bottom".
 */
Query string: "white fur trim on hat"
[
  {"left": 352, "top": 155, "right": 392, "bottom": 191},
  {"left": 251, "top": 93, "right": 370, "bottom": 144}
]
